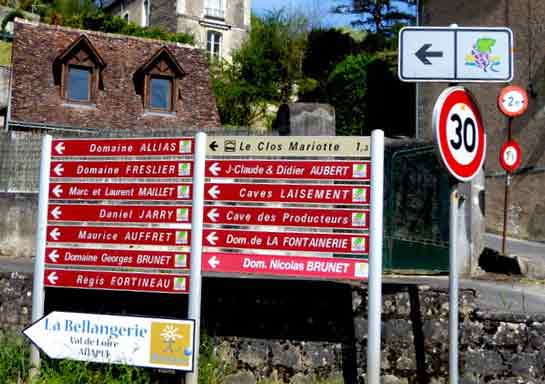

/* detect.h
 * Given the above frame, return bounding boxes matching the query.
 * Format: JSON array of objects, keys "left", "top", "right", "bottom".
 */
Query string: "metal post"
[
  {"left": 367, "top": 129, "right": 384, "bottom": 384},
  {"left": 501, "top": 117, "right": 513, "bottom": 255},
  {"left": 186, "top": 132, "right": 206, "bottom": 384},
  {"left": 30, "top": 134, "right": 52, "bottom": 373},
  {"left": 449, "top": 187, "right": 460, "bottom": 384}
]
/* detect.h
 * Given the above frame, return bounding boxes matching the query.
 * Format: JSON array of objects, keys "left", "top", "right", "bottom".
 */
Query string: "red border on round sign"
[
  {"left": 433, "top": 87, "right": 486, "bottom": 182},
  {"left": 498, "top": 85, "right": 528, "bottom": 117},
  {"left": 499, "top": 139, "right": 521, "bottom": 173}
]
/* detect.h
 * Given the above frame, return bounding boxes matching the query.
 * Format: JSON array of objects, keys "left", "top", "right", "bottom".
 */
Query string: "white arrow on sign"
[
  {"left": 47, "top": 249, "right": 60, "bottom": 263},
  {"left": 49, "top": 228, "right": 61, "bottom": 241},
  {"left": 208, "top": 162, "right": 221, "bottom": 176},
  {"left": 47, "top": 271, "right": 59, "bottom": 285},
  {"left": 208, "top": 256, "right": 220, "bottom": 269},
  {"left": 53, "top": 164, "right": 64, "bottom": 176},
  {"left": 54, "top": 142, "right": 65, "bottom": 155},
  {"left": 207, "top": 185, "right": 220, "bottom": 199},
  {"left": 206, "top": 232, "right": 218, "bottom": 246},
  {"left": 52, "top": 185, "right": 63, "bottom": 198},
  {"left": 206, "top": 208, "right": 219, "bottom": 222},
  {"left": 50, "top": 206, "right": 62, "bottom": 220}
]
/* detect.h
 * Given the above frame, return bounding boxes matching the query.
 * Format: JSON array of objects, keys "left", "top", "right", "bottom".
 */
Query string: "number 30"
[{"left": 449, "top": 114, "right": 476, "bottom": 152}]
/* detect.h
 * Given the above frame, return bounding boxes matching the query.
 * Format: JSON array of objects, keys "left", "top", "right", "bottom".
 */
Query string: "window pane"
[
  {"left": 68, "top": 67, "right": 91, "bottom": 102},
  {"left": 207, "top": 31, "right": 222, "bottom": 58},
  {"left": 150, "top": 77, "right": 171, "bottom": 110}
]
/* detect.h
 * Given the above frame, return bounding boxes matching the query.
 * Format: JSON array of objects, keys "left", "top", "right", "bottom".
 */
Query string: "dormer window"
[
  {"left": 134, "top": 47, "right": 185, "bottom": 113},
  {"left": 204, "top": 0, "right": 225, "bottom": 19},
  {"left": 53, "top": 35, "right": 106, "bottom": 105}
]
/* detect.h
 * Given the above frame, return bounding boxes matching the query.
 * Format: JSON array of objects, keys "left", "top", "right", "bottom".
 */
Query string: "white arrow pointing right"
[
  {"left": 54, "top": 142, "right": 65, "bottom": 155},
  {"left": 47, "top": 271, "right": 59, "bottom": 285},
  {"left": 206, "top": 231, "right": 218, "bottom": 246},
  {"left": 53, "top": 163, "right": 64, "bottom": 176},
  {"left": 207, "top": 185, "right": 220, "bottom": 199},
  {"left": 51, "top": 185, "right": 63, "bottom": 198},
  {"left": 47, "top": 250, "right": 60, "bottom": 263},
  {"left": 208, "top": 162, "right": 221, "bottom": 176},
  {"left": 206, "top": 208, "right": 219, "bottom": 222},
  {"left": 49, "top": 228, "right": 61, "bottom": 241},
  {"left": 50, "top": 206, "right": 62, "bottom": 220},
  {"left": 208, "top": 256, "right": 220, "bottom": 269}
]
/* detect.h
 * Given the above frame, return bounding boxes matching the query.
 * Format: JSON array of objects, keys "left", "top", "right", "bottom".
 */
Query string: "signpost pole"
[
  {"left": 501, "top": 117, "right": 513, "bottom": 255},
  {"left": 449, "top": 186, "right": 461, "bottom": 384},
  {"left": 367, "top": 129, "right": 384, "bottom": 384},
  {"left": 186, "top": 132, "right": 206, "bottom": 384},
  {"left": 30, "top": 134, "right": 52, "bottom": 374}
]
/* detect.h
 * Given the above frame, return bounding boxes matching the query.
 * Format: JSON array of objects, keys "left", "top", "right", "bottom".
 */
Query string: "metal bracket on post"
[
  {"left": 185, "top": 132, "right": 206, "bottom": 384},
  {"left": 30, "top": 134, "right": 52, "bottom": 377}
]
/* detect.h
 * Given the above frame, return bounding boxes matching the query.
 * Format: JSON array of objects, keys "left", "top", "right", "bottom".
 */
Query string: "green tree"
[
  {"left": 211, "top": 10, "right": 309, "bottom": 127},
  {"left": 332, "top": 0, "right": 416, "bottom": 34},
  {"left": 326, "top": 53, "right": 374, "bottom": 136}
]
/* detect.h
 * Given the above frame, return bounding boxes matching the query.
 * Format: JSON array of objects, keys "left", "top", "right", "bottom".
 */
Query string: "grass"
[{"left": 0, "top": 331, "right": 342, "bottom": 384}]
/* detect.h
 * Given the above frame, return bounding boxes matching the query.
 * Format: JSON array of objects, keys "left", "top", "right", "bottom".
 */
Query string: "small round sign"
[
  {"left": 498, "top": 85, "right": 528, "bottom": 117},
  {"left": 432, "top": 86, "right": 486, "bottom": 182},
  {"left": 499, "top": 140, "right": 521, "bottom": 173}
]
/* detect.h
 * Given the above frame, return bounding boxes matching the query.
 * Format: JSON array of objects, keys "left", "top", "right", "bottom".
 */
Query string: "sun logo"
[
  {"left": 150, "top": 322, "right": 193, "bottom": 368},
  {"left": 160, "top": 325, "right": 184, "bottom": 352}
]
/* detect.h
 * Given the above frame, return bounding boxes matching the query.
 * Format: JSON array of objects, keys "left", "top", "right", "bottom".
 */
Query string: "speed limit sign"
[
  {"left": 432, "top": 86, "right": 486, "bottom": 182},
  {"left": 499, "top": 139, "right": 521, "bottom": 173}
]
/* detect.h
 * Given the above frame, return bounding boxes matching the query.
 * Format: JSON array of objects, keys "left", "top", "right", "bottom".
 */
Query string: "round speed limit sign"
[
  {"left": 499, "top": 140, "right": 521, "bottom": 173},
  {"left": 433, "top": 87, "right": 486, "bottom": 182}
]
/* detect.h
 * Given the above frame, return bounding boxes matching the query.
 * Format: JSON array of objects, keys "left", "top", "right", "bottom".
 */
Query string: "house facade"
[
  {"left": 105, "top": 0, "right": 250, "bottom": 60},
  {"left": 8, "top": 19, "right": 220, "bottom": 132},
  {"left": 419, "top": 0, "right": 545, "bottom": 240}
]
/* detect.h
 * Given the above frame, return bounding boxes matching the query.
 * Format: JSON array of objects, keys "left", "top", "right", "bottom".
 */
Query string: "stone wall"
[{"left": 3, "top": 270, "right": 545, "bottom": 383}]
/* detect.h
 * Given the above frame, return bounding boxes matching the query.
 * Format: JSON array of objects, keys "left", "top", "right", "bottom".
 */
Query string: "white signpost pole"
[
  {"left": 30, "top": 134, "right": 52, "bottom": 373},
  {"left": 186, "top": 132, "right": 206, "bottom": 384},
  {"left": 366, "top": 129, "right": 384, "bottom": 384}
]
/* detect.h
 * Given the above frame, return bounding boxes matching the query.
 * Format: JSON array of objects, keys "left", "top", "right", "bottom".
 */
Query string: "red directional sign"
[
  {"left": 50, "top": 161, "right": 192, "bottom": 178},
  {"left": 46, "top": 226, "right": 190, "bottom": 246},
  {"left": 45, "top": 248, "right": 189, "bottom": 269},
  {"left": 49, "top": 183, "right": 191, "bottom": 201},
  {"left": 48, "top": 204, "right": 191, "bottom": 223},
  {"left": 204, "top": 183, "right": 369, "bottom": 204},
  {"left": 205, "top": 160, "right": 370, "bottom": 180},
  {"left": 203, "top": 252, "right": 368, "bottom": 280},
  {"left": 432, "top": 86, "right": 486, "bottom": 182},
  {"left": 204, "top": 206, "right": 369, "bottom": 229},
  {"left": 44, "top": 269, "right": 189, "bottom": 294},
  {"left": 203, "top": 229, "right": 368, "bottom": 254},
  {"left": 51, "top": 138, "right": 193, "bottom": 157}
]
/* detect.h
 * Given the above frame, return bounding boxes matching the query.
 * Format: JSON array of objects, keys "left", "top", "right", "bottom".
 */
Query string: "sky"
[{"left": 251, "top": 0, "right": 360, "bottom": 28}]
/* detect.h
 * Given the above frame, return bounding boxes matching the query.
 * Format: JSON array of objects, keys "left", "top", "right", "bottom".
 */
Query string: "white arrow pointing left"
[
  {"left": 50, "top": 206, "right": 62, "bottom": 220},
  {"left": 208, "top": 256, "right": 220, "bottom": 269},
  {"left": 47, "top": 249, "right": 60, "bottom": 263},
  {"left": 49, "top": 228, "right": 61, "bottom": 241},
  {"left": 53, "top": 163, "right": 64, "bottom": 176},
  {"left": 208, "top": 162, "right": 221, "bottom": 176},
  {"left": 54, "top": 142, "right": 65, "bottom": 155},
  {"left": 206, "top": 208, "right": 219, "bottom": 222},
  {"left": 207, "top": 185, "right": 220, "bottom": 199},
  {"left": 206, "top": 232, "right": 218, "bottom": 246},
  {"left": 51, "top": 185, "right": 63, "bottom": 198},
  {"left": 47, "top": 271, "right": 59, "bottom": 285}
]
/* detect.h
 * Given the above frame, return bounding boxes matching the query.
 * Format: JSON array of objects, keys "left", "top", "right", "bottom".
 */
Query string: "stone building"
[
  {"left": 7, "top": 19, "right": 220, "bottom": 131},
  {"left": 419, "top": 0, "right": 545, "bottom": 240},
  {"left": 104, "top": 0, "right": 250, "bottom": 60}
]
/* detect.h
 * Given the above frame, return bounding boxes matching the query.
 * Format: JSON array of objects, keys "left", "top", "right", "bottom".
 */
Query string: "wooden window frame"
[
  {"left": 63, "top": 64, "right": 95, "bottom": 103},
  {"left": 146, "top": 74, "right": 175, "bottom": 112}
]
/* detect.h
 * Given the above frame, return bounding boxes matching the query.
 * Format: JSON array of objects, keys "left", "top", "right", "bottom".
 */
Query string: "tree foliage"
[
  {"left": 333, "top": 0, "right": 416, "bottom": 35},
  {"left": 211, "top": 10, "right": 309, "bottom": 127}
]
